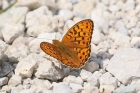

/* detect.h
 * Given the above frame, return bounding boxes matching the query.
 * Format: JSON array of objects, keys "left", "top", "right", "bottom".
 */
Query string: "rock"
[
  {"left": 97, "top": 41, "right": 110, "bottom": 52},
  {"left": 91, "top": 25, "right": 103, "bottom": 44},
  {"left": 2, "top": 0, "right": 9, "bottom": 9},
  {"left": 26, "top": 6, "right": 53, "bottom": 37},
  {"left": 131, "top": 37, "right": 140, "bottom": 46},
  {"left": 70, "top": 83, "right": 82, "bottom": 93},
  {"left": 0, "top": 77, "right": 8, "bottom": 86},
  {"left": 35, "top": 60, "right": 64, "bottom": 81},
  {"left": 11, "top": 86, "right": 23, "bottom": 93},
  {"left": 53, "top": 84, "right": 74, "bottom": 93},
  {"left": 8, "top": 75, "right": 22, "bottom": 87},
  {"left": 82, "top": 83, "right": 99, "bottom": 93},
  {"left": 1, "top": 85, "right": 11, "bottom": 93},
  {"left": 83, "top": 61, "right": 99, "bottom": 72},
  {"left": 100, "top": 72, "right": 117, "bottom": 93},
  {"left": 113, "top": 83, "right": 140, "bottom": 93},
  {"left": 15, "top": 53, "right": 45, "bottom": 78},
  {"left": 80, "top": 69, "right": 92, "bottom": 81},
  {"left": 131, "top": 28, "right": 140, "bottom": 37},
  {"left": 107, "top": 48, "right": 140, "bottom": 85},
  {"left": 114, "top": 33, "right": 131, "bottom": 49},
  {"left": 119, "top": 27, "right": 128, "bottom": 36},
  {"left": 1, "top": 23, "right": 24, "bottom": 44},
  {"left": 52, "top": 15, "right": 64, "bottom": 30},
  {"left": 73, "top": 0, "right": 94, "bottom": 17},
  {"left": 91, "top": 11, "right": 109, "bottom": 34},
  {"left": 0, "top": 40, "right": 8, "bottom": 59},
  {"left": 109, "top": 5, "right": 119, "bottom": 12},
  {"left": 126, "top": 16, "right": 138, "bottom": 29},
  {"left": 0, "top": 62, "right": 14, "bottom": 77},
  {"left": 58, "top": 9, "right": 73, "bottom": 21},
  {"left": 56, "top": 0, "right": 73, "bottom": 10},
  {"left": 87, "top": 74, "right": 99, "bottom": 87},
  {"left": 16, "top": 0, "right": 55, "bottom": 9},
  {"left": 100, "top": 59, "right": 110, "bottom": 69},
  {"left": 63, "top": 75, "right": 83, "bottom": 85},
  {"left": 44, "top": 80, "right": 52, "bottom": 89},
  {"left": 115, "top": 20, "right": 125, "bottom": 30},
  {"left": 19, "top": 89, "right": 34, "bottom": 93}
]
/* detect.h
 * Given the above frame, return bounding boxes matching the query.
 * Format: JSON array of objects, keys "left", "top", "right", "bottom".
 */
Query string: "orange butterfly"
[{"left": 40, "top": 19, "right": 94, "bottom": 69}]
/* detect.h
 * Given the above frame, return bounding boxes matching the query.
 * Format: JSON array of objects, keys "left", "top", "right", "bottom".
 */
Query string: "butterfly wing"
[
  {"left": 62, "top": 19, "right": 94, "bottom": 68},
  {"left": 40, "top": 42, "right": 62, "bottom": 61}
]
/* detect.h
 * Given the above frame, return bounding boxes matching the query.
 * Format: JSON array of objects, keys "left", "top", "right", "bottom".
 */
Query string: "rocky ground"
[{"left": 0, "top": 0, "right": 140, "bottom": 93}]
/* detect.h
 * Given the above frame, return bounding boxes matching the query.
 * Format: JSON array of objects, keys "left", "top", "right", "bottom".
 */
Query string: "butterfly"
[{"left": 40, "top": 19, "right": 94, "bottom": 69}]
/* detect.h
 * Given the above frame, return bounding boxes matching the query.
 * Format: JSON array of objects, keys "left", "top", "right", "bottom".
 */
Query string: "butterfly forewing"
[
  {"left": 62, "top": 19, "right": 94, "bottom": 68},
  {"left": 40, "top": 42, "right": 62, "bottom": 61}
]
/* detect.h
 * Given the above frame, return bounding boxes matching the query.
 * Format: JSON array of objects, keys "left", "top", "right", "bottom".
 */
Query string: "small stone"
[
  {"left": 0, "top": 77, "right": 8, "bottom": 86},
  {"left": 58, "top": 9, "right": 73, "bottom": 21},
  {"left": 1, "top": 23, "right": 24, "bottom": 44},
  {"left": 35, "top": 60, "right": 64, "bottom": 81},
  {"left": 0, "top": 62, "right": 14, "bottom": 77},
  {"left": 131, "top": 37, "right": 140, "bottom": 46},
  {"left": 107, "top": 48, "right": 140, "bottom": 85},
  {"left": 15, "top": 53, "right": 42, "bottom": 78},
  {"left": 82, "top": 83, "right": 99, "bottom": 93},
  {"left": 80, "top": 69, "right": 92, "bottom": 81},
  {"left": 16, "top": 0, "right": 55, "bottom": 9},
  {"left": 83, "top": 62, "right": 99, "bottom": 73},
  {"left": 0, "top": 40, "right": 8, "bottom": 59},
  {"left": 8, "top": 75, "right": 22, "bottom": 87},
  {"left": 53, "top": 84, "right": 74, "bottom": 93},
  {"left": 70, "top": 83, "right": 83, "bottom": 93},
  {"left": 19, "top": 89, "right": 34, "bottom": 93},
  {"left": 100, "top": 72, "right": 117, "bottom": 92},
  {"left": 44, "top": 80, "right": 52, "bottom": 89},
  {"left": 63, "top": 75, "right": 83, "bottom": 85}
]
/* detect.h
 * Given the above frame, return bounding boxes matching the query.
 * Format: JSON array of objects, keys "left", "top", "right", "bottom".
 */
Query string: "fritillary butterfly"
[{"left": 40, "top": 19, "right": 94, "bottom": 69}]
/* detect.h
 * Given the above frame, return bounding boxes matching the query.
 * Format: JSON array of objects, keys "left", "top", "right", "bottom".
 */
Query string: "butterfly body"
[{"left": 40, "top": 19, "right": 94, "bottom": 69}]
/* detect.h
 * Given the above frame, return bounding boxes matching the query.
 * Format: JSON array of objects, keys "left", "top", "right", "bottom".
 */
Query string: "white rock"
[
  {"left": 73, "top": 0, "right": 94, "bottom": 17},
  {"left": 42, "top": 90, "right": 53, "bottom": 93},
  {"left": 19, "top": 89, "right": 34, "bottom": 93},
  {"left": 119, "top": 27, "right": 128, "bottom": 36},
  {"left": 100, "top": 85, "right": 115, "bottom": 93},
  {"left": 8, "top": 75, "right": 22, "bottom": 87},
  {"left": 109, "top": 5, "right": 119, "bottom": 12},
  {"left": 11, "top": 86, "right": 23, "bottom": 93},
  {"left": 2, "top": 0, "right": 9, "bottom": 9},
  {"left": 0, "top": 77, "right": 8, "bottom": 86},
  {"left": 126, "top": 16, "right": 138, "bottom": 29},
  {"left": 114, "top": 33, "right": 131, "bottom": 49},
  {"left": 52, "top": 15, "right": 64, "bottom": 30},
  {"left": 97, "top": 41, "right": 110, "bottom": 52},
  {"left": 82, "top": 83, "right": 99, "bottom": 93},
  {"left": 56, "top": 0, "right": 73, "bottom": 10},
  {"left": 80, "top": 69, "right": 92, "bottom": 81},
  {"left": 100, "top": 59, "right": 110, "bottom": 69},
  {"left": 16, "top": 0, "right": 55, "bottom": 9},
  {"left": 115, "top": 20, "right": 125, "bottom": 29},
  {"left": 123, "top": 0, "right": 135, "bottom": 11},
  {"left": 131, "top": 28, "right": 140, "bottom": 37},
  {"left": 26, "top": 6, "right": 53, "bottom": 36},
  {"left": 101, "top": 0, "right": 109, "bottom": 5},
  {"left": 35, "top": 60, "right": 64, "bottom": 81},
  {"left": 100, "top": 72, "right": 117, "bottom": 91},
  {"left": 63, "top": 75, "right": 83, "bottom": 85},
  {"left": 1, "top": 23, "right": 24, "bottom": 44},
  {"left": 44, "top": 80, "right": 52, "bottom": 89},
  {"left": 87, "top": 74, "right": 99, "bottom": 87},
  {"left": 83, "top": 62, "right": 99, "bottom": 73},
  {"left": 107, "top": 48, "right": 140, "bottom": 85},
  {"left": 70, "top": 83, "right": 83, "bottom": 93},
  {"left": 0, "top": 40, "right": 8, "bottom": 59},
  {"left": 15, "top": 53, "right": 44, "bottom": 78},
  {"left": 131, "top": 37, "right": 140, "bottom": 46},
  {"left": 91, "top": 25, "right": 103, "bottom": 44},
  {"left": 58, "top": 9, "right": 73, "bottom": 21},
  {"left": 53, "top": 84, "right": 74, "bottom": 93},
  {"left": 113, "top": 83, "right": 140, "bottom": 93},
  {"left": 1, "top": 85, "right": 11, "bottom": 93}
]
